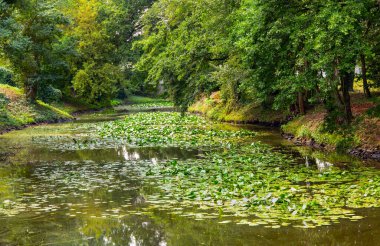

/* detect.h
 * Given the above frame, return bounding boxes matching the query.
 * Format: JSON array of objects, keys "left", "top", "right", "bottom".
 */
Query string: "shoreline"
[
  {"left": 189, "top": 105, "right": 380, "bottom": 161},
  {"left": 1, "top": 101, "right": 378, "bottom": 161},
  {"left": 0, "top": 117, "right": 75, "bottom": 135},
  {"left": 282, "top": 132, "right": 380, "bottom": 161}
]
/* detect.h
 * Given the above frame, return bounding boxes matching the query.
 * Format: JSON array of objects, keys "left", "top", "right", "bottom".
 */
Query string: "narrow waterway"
[{"left": 0, "top": 110, "right": 379, "bottom": 245}]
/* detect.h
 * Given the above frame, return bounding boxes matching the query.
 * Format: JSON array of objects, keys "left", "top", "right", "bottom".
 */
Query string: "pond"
[{"left": 0, "top": 109, "right": 379, "bottom": 245}]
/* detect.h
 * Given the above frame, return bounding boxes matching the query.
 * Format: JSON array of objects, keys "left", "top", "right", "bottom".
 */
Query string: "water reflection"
[
  {"left": 81, "top": 215, "right": 168, "bottom": 246},
  {"left": 120, "top": 146, "right": 141, "bottom": 161},
  {"left": 0, "top": 145, "right": 201, "bottom": 165},
  {"left": 305, "top": 156, "right": 333, "bottom": 171}
]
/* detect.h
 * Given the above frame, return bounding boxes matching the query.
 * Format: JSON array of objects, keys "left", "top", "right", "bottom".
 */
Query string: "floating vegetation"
[
  {"left": 0, "top": 111, "right": 379, "bottom": 232},
  {"left": 114, "top": 101, "right": 174, "bottom": 111},
  {"left": 98, "top": 112, "right": 256, "bottom": 148},
  {"left": 23, "top": 112, "right": 255, "bottom": 150},
  {"left": 138, "top": 143, "right": 380, "bottom": 228}
]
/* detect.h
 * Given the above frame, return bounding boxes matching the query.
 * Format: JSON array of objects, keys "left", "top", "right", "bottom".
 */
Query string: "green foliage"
[
  {"left": 72, "top": 62, "right": 120, "bottom": 105},
  {"left": 61, "top": 0, "right": 154, "bottom": 104},
  {"left": 127, "top": 95, "right": 168, "bottom": 104},
  {"left": 135, "top": 0, "right": 238, "bottom": 108},
  {"left": 0, "top": 0, "right": 154, "bottom": 106},
  {"left": 189, "top": 95, "right": 288, "bottom": 123},
  {"left": 1, "top": 0, "right": 379, "bottom": 131},
  {"left": 366, "top": 104, "right": 380, "bottom": 118},
  {"left": 110, "top": 99, "right": 122, "bottom": 107},
  {"left": 2, "top": 1, "right": 70, "bottom": 101},
  {"left": 37, "top": 85, "right": 62, "bottom": 103},
  {"left": 136, "top": 0, "right": 380, "bottom": 124},
  {"left": 0, "top": 67, "right": 14, "bottom": 86}
]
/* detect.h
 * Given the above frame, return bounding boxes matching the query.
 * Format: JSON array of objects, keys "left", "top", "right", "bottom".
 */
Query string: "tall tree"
[
  {"left": 2, "top": 0, "right": 69, "bottom": 101},
  {"left": 135, "top": 0, "right": 239, "bottom": 108}
]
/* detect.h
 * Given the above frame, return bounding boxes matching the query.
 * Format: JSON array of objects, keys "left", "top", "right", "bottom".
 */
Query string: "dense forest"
[{"left": 1, "top": 0, "right": 380, "bottom": 127}]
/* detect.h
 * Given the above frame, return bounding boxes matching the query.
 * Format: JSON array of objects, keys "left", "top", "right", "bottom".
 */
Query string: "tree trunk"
[
  {"left": 360, "top": 54, "right": 372, "bottom": 98},
  {"left": 348, "top": 73, "right": 354, "bottom": 92},
  {"left": 298, "top": 91, "right": 305, "bottom": 115},
  {"left": 25, "top": 83, "right": 38, "bottom": 101},
  {"left": 341, "top": 73, "right": 353, "bottom": 124}
]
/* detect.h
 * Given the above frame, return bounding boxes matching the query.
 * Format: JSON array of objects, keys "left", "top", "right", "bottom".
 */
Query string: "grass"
[
  {"left": 189, "top": 92, "right": 288, "bottom": 124},
  {"left": 0, "top": 84, "right": 73, "bottom": 132},
  {"left": 0, "top": 84, "right": 23, "bottom": 99},
  {"left": 112, "top": 95, "right": 173, "bottom": 111},
  {"left": 36, "top": 100, "right": 73, "bottom": 119},
  {"left": 51, "top": 101, "right": 91, "bottom": 115}
]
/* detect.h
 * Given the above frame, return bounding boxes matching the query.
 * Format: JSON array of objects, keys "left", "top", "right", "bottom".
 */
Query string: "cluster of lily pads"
[
  {"left": 114, "top": 101, "right": 174, "bottom": 111},
  {"left": 26, "top": 112, "right": 255, "bottom": 150},
  {"left": 97, "top": 112, "right": 256, "bottom": 148},
  {"left": 136, "top": 143, "right": 380, "bottom": 227}
]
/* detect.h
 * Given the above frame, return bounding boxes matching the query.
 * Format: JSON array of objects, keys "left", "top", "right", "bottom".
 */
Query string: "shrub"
[
  {"left": 0, "top": 67, "right": 15, "bottom": 86},
  {"left": 37, "top": 85, "right": 63, "bottom": 102}
]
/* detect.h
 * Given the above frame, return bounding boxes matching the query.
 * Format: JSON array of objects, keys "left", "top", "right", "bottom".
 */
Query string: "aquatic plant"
[
  {"left": 97, "top": 112, "right": 256, "bottom": 148},
  {"left": 141, "top": 143, "right": 380, "bottom": 228}
]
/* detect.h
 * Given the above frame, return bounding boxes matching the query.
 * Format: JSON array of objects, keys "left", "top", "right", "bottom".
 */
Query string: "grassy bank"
[
  {"left": 282, "top": 93, "right": 380, "bottom": 158},
  {"left": 189, "top": 92, "right": 380, "bottom": 159},
  {"left": 0, "top": 84, "right": 73, "bottom": 133},
  {"left": 188, "top": 92, "right": 288, "bottom": 126}
]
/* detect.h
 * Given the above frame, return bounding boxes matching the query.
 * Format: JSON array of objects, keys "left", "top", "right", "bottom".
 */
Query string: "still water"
[{"left": 0, "top": 111, "right": 379, "bottom": 245}]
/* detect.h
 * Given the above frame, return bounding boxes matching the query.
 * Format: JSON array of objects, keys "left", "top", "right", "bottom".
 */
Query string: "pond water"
[{"left": 0, "top": 110, "right": 379, "bottom": 245}]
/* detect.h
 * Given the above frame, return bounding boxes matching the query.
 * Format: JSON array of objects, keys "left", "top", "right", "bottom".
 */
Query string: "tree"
[
  {"left": 99, "top": 0, "right": 154, "bottom": 96},
  {"left": 135, "top": 0, "right": 239, "bottom": 108},
  {"left": 2, "top": 0, "right": 69, "bottom": 101},
  {"left": 360, "top": 0, "right": 380, "bottom": 97},
  {"left": 60, "top": 0, "right": 153, "bottom": 104}
]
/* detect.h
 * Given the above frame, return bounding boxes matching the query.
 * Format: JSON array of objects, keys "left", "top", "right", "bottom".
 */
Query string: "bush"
[
  {"left": 110, "top": 99, "right": 122, "bottom": 106},
  {"left": 0, "top": 67, "right": 15, "bottom": 86},
  {"left": 37, "top": 85, "right": 63, "bottom": 102}
]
